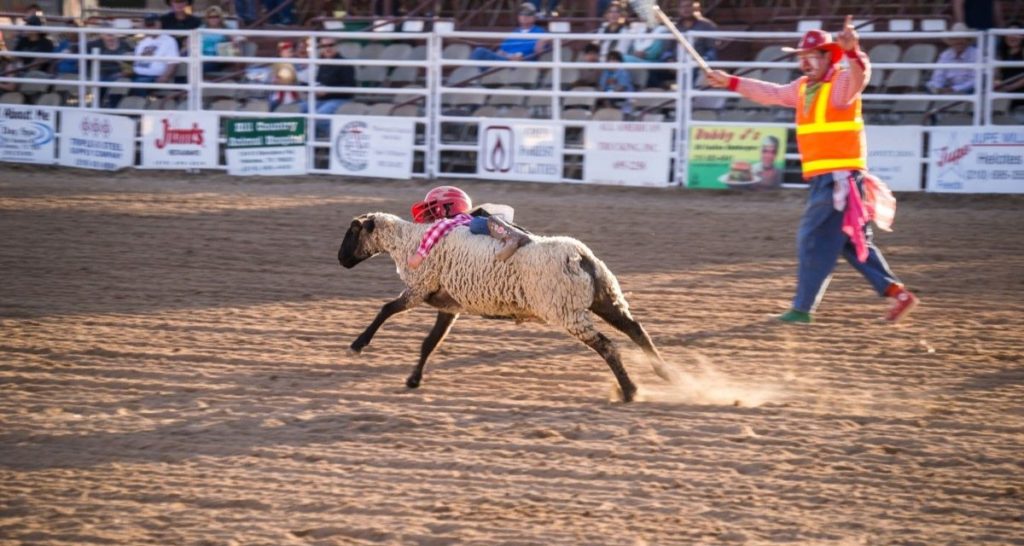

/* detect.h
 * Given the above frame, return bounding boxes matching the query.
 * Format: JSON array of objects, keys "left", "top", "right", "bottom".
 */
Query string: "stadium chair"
[
  {"left": 632, "top": 87, "right": 672, "bottom": 112},
  {"left": 367, "top": 102, "right": 395, "bottom": 116},
  {"left": 360, "top": 43, "right": 385, "bottom": 60},
  {"left": 481, "top": 69, "right": 508, "bottom": 88},
  {"left": 892, "top": 100, "right": 931, "bottom": 124},
  {"left": 883, "top": 68, "right": 923, "bottom": 93},
  {"left": 356, "top": 65, "right": 388, "bottom": 87},
  {"left": 920, "top": 19, "right": 947, "bottom": 32},
  {"left": 691, "top": 109, "right": 717, "bottom": 121},
  {"left": 408, "top": 45, "right": 427, "bottom": 61},
  {"left": 274, "top": 102, "right": 303, "bottom": 113},
  {"left": 901, "top": 43, "right": 938, "bottom": 65},
  {"left": 888, "top": 19, "right": 914, "bottom": 32},
  {"left": 496, "top": 105, "right": 531, "bottom": 119},
  {"left": 541, "top": 67, "right": 579, "bottom": 90},
  {"left": 868, "top": 44, "right": 901, "bottom": 64},
  {"left": 445, "top": 65, "right": 480, "bottom": 87},
  {"left": 560, "top": 108, "right": 591, "bottom": 120},
  {"left": 935, "top": 111, "right": 974, "bottom": 125},
  {"left": 629, "top": 68, "right": 649, "bottom": 89},
  {"left": 442, "top": 43, "right": 471, "bottom": 60},
  {"left": 488, "top": 88, "right": 525, "bottom": 107},
  {"left": 564, "top": 86, "right": 596, "bottom": 110},
  {"left": 116, "top": 95, "right": 148, "bottom": 110},
  {"left": 472, "top": 104, "right": 500, "bottom": 118},
  {"left": 754, "top": 44, "right": 788, "bottom": 64},
  {"left": 338, "top": 42, "right": 361, "bottom": 60},
  {"left": 387, "top": 66, "right": 421, "bottom": 86},
  {"left": 640, "top": 112, "right": 665, "bottom": 122},
  {"left": 240, "top": 98, "right": 270, "bottom": 112},
  {"left": 0, "top": 91, "right": 26, "bottom": 104},
  {"left": 797, "top": 20, "right": 822, "bottom": 31},
  {"left": 149, "top": 97, "right": 178, "bottom": 110},
  {"left": 593, "top": 107, "right": 624, "bottom": 121},
  {"left": 506, "top": 67, "right": 540, "bottom": 88},
  {"left": 443, "top": 92, "right": 485, "bottom": 115},
  {"left": 761, "top": 68, "right": 792, "bottom": 84},
  {"left": 379, "top": 43, "right": 412, "bottom": 60},
  {"left": 391, "top": 104, "right": 420, "bottom": 117},
  {"left": 34, "top": 92, "right": 62, "bottom": 107},
  {"left": 526, "top": 94, "right": 554, "bottom": 118},
  {"left": 335, "top": 101, "right": 369, "bottom": 115},
  {"left": 208, "top": 98, "right": 239, "bottom": 111}
]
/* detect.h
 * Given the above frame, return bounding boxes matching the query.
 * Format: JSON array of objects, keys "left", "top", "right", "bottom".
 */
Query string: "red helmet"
[{"left": 410, "top": 186, "right": 473, "bottom": 223}]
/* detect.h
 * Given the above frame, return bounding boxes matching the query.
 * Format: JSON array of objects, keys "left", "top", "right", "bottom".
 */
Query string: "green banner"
[
  {"left": 226, "top": 118, "right": 305, "bottom": 148},
  {"left": 687, "top": 125, "right": 788, "bottom": 190}
]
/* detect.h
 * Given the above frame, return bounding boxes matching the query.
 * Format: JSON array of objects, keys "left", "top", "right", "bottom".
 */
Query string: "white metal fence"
[{"left": 1, "top": 23, "right": 1021, "bottom": 187}]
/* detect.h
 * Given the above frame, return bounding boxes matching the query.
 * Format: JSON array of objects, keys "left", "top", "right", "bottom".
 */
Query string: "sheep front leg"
[
  {"left": 351, "top": 290, "right": 416, "bottom": 354},
  {"left": 567, "top": 318, "right": 638, "bottom": 402},
  {"left": 406, "top": 311, "right": 459, "bottom": 389}
]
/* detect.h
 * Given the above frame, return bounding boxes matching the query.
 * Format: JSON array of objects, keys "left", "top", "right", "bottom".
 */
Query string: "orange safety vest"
[{"left": 795, "top": 71, "right": 867, "bottom": 179}]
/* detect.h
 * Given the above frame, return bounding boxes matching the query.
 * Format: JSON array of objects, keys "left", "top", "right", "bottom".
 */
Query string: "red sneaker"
[{"left": 885, "top": 289, "right": 919, "bottom": 322}]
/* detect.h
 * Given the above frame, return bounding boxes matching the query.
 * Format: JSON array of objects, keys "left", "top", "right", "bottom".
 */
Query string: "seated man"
[
  {"left": 131, "top": 15, "right": 180, "bottom": 97},
  {"left": 926, "top": 22, "right": 979, "bottom": 94},
  {"left": 469, "top": 2, "right": 549, "bottom": 63}
]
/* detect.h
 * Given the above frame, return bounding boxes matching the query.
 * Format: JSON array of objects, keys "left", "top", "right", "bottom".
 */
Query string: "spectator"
[
  {"left": 131, "top": 14, "right": 180, "bottom": 97},
  {"left": 261, "top": 0, "right": 295, "bottom": 25},
  {"left": 926, "top": 22, "right": 979, "bottom": 94},
  {"left": 575, "top": 42, "right": 601, "bottom": 87},
  {"left": 235, "top": 0, "right": 258, "bottom": 25},
  {"left": 751, "top": 135, "right": 783, "bottom": 190},
  {"left": 13, "top": 15, "right": 54, "bottom": 72},
  {"left": 598, "top": 49, "right": 635, "bottom": 112},
  {"left": 996, "top": 21, "right": 1024, "bottom": 110},
  {"left": 677, "top": 0, "right": 719, "bottom": 63},
  {"left": 0, "top": 35, "right": 17, "bottom": 91},
  {"left": 623, "top": 20, "right": 669, "bottom": 64},
  {"left": 953, "top": 0, "right": 1004, "bottom": 31},
  {"left": 87, "top": 26, "right": 133, "bottom": 107},
  {"left": 268, "top": 40, "right": 300, "bottom": 110},
  {"left": 53, "top": 24, "right": 81, "bottom": 76},
  {"left": 301, "top": 37, "right": 355, "bottom": 133},
  {"left": 594, "top": 1, "right": 629, "bottom": 62},
  {"left": 161, "top": 0, "right": 201, "bottom": 51},
  {"left": 200, "top": 5, "right": 231, "bottom": 75},
  {"left": 525, "top": 0, "right": 559, "bottom": 18},
  {"left": 469, "top": 2, "right": 549, "bottom": 64}
]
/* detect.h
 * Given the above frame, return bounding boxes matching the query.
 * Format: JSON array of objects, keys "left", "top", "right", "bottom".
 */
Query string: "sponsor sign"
[
  {"left": 0, "top": 106, "right": 56, "bottom": 164},
  {"left": 583, "top": 121, "right": 673, "bottom": 187},
  {"left": 58, "top": 110, "right": 135, "bottom": 171},
  {"left": 140, "top": 112, "right": 220, "bottom": 169},
  {"left": 866, "top": 126, "right": 922, "bottom": 192},
  {"left": 225, "top": 117, "right": 306, "bottom": 176},
  {"left": 478, "top": 121, "right": 563, "bottom": 182},
  {"left": 686, "top": 125, "right": 788, "bottom": 190},
  {"left": 927, "top": 127, "right": 1024, "bottom": 193},
  {"left": 330, "top": 116, "right": 415, "bottom": 179}
]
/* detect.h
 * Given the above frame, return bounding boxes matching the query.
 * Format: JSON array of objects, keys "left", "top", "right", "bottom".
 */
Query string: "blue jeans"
[
  {"left": 130, "top": 74, "right": 158, "bottom": 97},
  {"left": 469, "top": 216, "right": 489, "bottom": 235},
  {"left": 470, "top": 47, "right": 508, "bottom": 62},
  {"left": 301, "top": 98, "right": 348, "bottom": 135},
  {"left": 792, "top": 171, "right": 900, "bottom": 313}
]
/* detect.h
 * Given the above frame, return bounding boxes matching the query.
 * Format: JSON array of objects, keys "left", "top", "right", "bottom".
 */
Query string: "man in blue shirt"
[{"left": 470, "top": 2, "right": 549, "bottom": 63}]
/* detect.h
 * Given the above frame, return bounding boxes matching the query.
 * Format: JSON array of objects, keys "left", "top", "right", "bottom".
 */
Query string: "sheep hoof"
[
  {"left": 406, "top": 375, "right": 421, "bottom": 389},
  {"left": 621, "top": 384, "right": 637, "bottom": 403},
  {"left": 348, "top": 346, "right": 362, "bottom": 356}
]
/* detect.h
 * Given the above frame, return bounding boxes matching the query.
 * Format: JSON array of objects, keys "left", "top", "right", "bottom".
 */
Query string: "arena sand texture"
[{"left": 1, "top": 167, "right": 1022, "bottom": 546}]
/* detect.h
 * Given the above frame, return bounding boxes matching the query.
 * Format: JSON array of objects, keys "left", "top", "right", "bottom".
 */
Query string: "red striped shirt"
[
  {"left": 729, "top": 50, "right": 870, "bottom": 110},
  {"left": 416, "top": 213, "right": 472, "bottom": 258}
]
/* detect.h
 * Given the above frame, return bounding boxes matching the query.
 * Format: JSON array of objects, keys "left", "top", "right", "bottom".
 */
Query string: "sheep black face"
[{"left": 338, "top": 215, "right": 377, "bottom": 269}]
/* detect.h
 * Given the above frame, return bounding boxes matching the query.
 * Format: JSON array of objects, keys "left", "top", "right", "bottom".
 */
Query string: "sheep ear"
[{"left": 363, "top": 217, "right": 375, "bottom": 234}]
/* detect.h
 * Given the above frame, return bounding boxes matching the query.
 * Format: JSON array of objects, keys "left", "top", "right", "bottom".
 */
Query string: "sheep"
[{"left": 337, "top": 212, "right": 673, "bottom": 402}]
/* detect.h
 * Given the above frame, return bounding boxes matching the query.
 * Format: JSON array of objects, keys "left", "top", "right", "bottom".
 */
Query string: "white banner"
[
  {"left": 330, "top": 116, "right": 415, "bottom": 179},
  {"left": 0, "top": 106, "right": 56, "bottom": 164},
  {"left": 584, "top": 121, "right": 673, "bottom": 187},
  {"left": 927, "top": 127, "right": 1024, "bottom": 193},
  {"left": 140, "top": 112, "right": 220, "bottom": 169},
  {"left": 58, "top": 110, "right": 135, "bottom": 171},
  {"left": 866, "top": 126, "right": 922, "bottom": 192},
  {"left": 477, "top": 121, "right": 563, "bottom": 183},
  {"left": 225, "top": 117, "right": 307, "bottom": 176}
]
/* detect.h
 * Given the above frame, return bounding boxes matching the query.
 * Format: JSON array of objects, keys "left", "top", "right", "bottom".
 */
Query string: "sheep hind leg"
[
  {"left": 406, "top": 311, "right": 459, "bottom": 389},
  {"left": 567, "top": 320, "right": 638, "bottom": 403},
  {"left": 590, "top": 298, "right": 674, "bottom": 383}
]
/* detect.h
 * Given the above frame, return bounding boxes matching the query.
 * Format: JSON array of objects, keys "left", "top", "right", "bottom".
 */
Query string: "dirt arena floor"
[{"left": 1, "top": 166, "right": 1022, "bottom": 546}]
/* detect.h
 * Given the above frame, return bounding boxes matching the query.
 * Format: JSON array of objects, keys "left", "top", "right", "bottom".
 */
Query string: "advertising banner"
[
  {"left": 866, "top": 126, "right": 922, "bottom": 192},
  {"left": 330, "top": 116, "right": 415, "bottom": 179},
  {"left": 0, "top": 106, "right": 56, "bottom": 164},
  {"left": 226, "top": 117, "right": 306, "bottom": 176},
  {"left": 583, "top": 121, "right": 673, "bottom": 187},
  {"left": 477, "top": 121, "right": 563, "bottom": 183},
  {"left": 687, "top": 125, "right": 788, "bottom": 190},
  {"left": 140, "top": 112, "right": 220, "bottom": 169},
  {"left": 58, "top": 110, "right": 135, "bottom": 171},
  {"left": 927, "top": 127, "right": 1024, "bottom": 193}
]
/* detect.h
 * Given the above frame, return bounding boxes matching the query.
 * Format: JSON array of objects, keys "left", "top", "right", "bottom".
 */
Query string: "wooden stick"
[{"left": 652, "top": 5, "right": 710, "bottom": 75}]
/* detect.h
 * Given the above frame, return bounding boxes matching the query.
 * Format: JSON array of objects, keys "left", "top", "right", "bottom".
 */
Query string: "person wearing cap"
[
  {"left": 926, "top": 22, "right": 979, "bottom": 95},
  {"left": 131, "top": 14, "right": 181, "bottom": 96},
  {"left": 707, "top": 16, "right": 919, "bottom": 324},
  {"left": 13, "top": 15, "right": 54, "bottom": 71},
  {"left": 469, "top": 2, "right": 549, "bottom": 64}
]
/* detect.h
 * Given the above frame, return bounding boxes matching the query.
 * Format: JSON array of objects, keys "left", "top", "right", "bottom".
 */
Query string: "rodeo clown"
[{"left": 706, "top": 16, "right": 919, "bottom": 323}]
